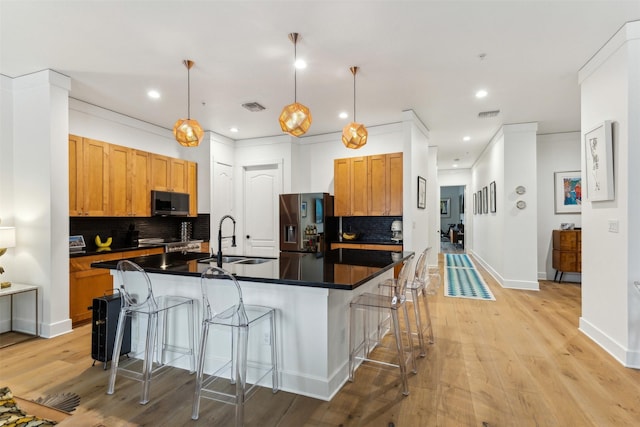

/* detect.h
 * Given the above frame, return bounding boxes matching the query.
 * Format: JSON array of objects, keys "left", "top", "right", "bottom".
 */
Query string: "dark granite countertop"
[
  {"left": 330, "top": 239, "right": 403, "bottom": 246},
  {"left": 92, "top": 249, "right": 413, "bottom": 290},
  {"left": 70, "top": 244, "right": 166, "bottom": 258}
]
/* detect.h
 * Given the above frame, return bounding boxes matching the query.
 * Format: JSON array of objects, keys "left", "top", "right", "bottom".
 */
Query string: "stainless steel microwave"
[{"left": 151, "top": 190, "right": 189, "bottom": 216}]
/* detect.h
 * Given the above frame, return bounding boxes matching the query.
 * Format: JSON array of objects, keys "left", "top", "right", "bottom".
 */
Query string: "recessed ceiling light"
[
  {"left": 475, "top": 89, "right": 488, "bottom": 98},
  {"left": 453, "top": 164, "right": 458, "bottom": 168},
  {"left": 463, "top": 136, "right": 471, "bottom": 141},
  {"left": 147, "top": 90, "right": 160, "bottom": 99},
  {"left": 230, "top": 127, "right": 239, "bottom": 133},
  {"left": 339, "top": 112, "right": 348, "bottom": 119},
  {"left": 294, "top": 59, "right": 307, "bottom": 69}
]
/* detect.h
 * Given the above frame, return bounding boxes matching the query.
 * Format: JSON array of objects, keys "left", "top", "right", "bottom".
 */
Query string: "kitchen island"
[{"left": 93, "top": 249, "right": 412, "bottom": 400}]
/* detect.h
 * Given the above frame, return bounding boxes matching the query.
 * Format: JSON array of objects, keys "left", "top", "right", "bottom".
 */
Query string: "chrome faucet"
[{"left": 217, "top": 214, "right": 237, "bottom": 267}]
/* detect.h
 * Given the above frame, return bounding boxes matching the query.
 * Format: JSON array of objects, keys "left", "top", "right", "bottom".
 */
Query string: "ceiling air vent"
[
  {"left": 242, "top": 102, "right": 266, "bottom": 112},
  {"left": 478, "top": 109, "right": 500, "bottom": 118}
]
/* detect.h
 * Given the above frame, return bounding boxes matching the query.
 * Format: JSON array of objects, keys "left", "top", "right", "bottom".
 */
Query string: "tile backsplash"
[{"left": 70, "top": 214, "right": 210, "bottom": 248}]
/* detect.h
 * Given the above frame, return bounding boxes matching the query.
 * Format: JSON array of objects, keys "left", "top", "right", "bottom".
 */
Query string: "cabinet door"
[
  {"left": 82, "top": 138, "right": 110, "bottom": 216},
  {"left": 151, "top": 154, "right": 171, "bottom": 191},
  {"left": 187, "top": 161, "right": 198, "bottom": 216},
  {"left": 368, "top": 154, "right": 387, "bottom": 215},
  {"left": 109, "top": 144, "right": 131, "bottom": 216},
  {"left": 131, "top": 150, "right": 151, "bottom": 216},
  {"left": 387, "top": 152, "right": 403, "bottom": 215},
  {"left": 170, "top": 158, "right": 188, "bottom": 193},
  {"left": 334, "top": 158, "right": 351, "bottom": 216},
  {"left": 350, "top": 157, "right": 368, "bottom": 216},
  {"left": 69, "top": 135, "right": 84, "bottom": 216}
]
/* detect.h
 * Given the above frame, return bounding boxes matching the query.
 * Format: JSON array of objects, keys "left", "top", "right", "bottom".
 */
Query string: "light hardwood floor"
[{"left": 1, "top": 255, "right": 639, "bottom": 426}]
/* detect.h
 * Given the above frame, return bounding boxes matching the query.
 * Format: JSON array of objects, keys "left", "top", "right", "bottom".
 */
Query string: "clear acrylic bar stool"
[
  {"left": 381, "top": 247, "right": 437, "bottom": 357},
  {"left": 192, "top": 266, "right": 278, "bottom": 427},
  {"left": 107, "top": 260, "right": 196, "bottom": 404},
  {"left": 349, "top": 254, "right": 416, "bottom": 396}
]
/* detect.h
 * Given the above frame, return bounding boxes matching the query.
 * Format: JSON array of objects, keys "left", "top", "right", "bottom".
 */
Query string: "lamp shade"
[
  {"left": 0, "top": 227, "right": 16, "bottom": 249},
  {"left": 173, "top": 118, "right": 204, "bottom": 147},
  {"left": 342, "top": 122, "right": 368, "bottom": 149},
  {"left": 279, "top": 102, "right": 312, "bottom": 137}
]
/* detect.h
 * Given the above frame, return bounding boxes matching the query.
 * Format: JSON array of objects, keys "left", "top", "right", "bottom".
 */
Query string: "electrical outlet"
[
  {"left": 608, "top": 219, "right": 619, "bottom": 233},
  {"left": 263, "top": 331, "right": 271, "bottom": 345}
]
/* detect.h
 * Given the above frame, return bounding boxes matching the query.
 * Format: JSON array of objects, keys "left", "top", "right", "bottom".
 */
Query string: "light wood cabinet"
[
  {"left": 187, "top": 161, "right": 198, "bottom": 216},
  {"left": 109, "top": 145, "right": 151, "bottom": 217},
  {"left": 151, "top": 154, "right": 188, "bottom": 193},
  {"left": 69, "top": 134, "right": 197, "bottom": 217},
  {"left": 334, "top": 152, "right": 403, "bottom": 216},
  {"left": 334, "top": 158, "right": 351, "bottom": 216},
  {"left": 69, "top": 135, "right": 109, "bottom": 216},
  {"left": 69, "top": 247, "right": 164, "bottom": 326},
  {"left": 552, "top": 229, "right": 581, "bottom": 282}
]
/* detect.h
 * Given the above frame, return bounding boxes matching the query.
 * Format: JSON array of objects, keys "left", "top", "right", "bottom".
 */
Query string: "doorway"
[{"left": 440, "top": 185, "right": 465, "bottom": 254}]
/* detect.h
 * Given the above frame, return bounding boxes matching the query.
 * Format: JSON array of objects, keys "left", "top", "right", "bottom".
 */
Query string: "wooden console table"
[
  {"left": 0, "top": 283, "right": 39, "bottom": 347},
  {"left": 552, "top": 229, "right": 581, "bottom": 282}
]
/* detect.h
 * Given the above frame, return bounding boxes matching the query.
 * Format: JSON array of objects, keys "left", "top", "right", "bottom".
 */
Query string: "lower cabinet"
[
  {"left": 552, "top": 229, "right": 581, "bottom": 281},
  {"left": 69, "top": 247, "right": 164, "bottom": 326}
]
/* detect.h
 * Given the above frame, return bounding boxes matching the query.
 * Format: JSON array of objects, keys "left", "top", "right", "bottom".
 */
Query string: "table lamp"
[{"left": 0, "top": 225, "right": 16, "bottom": 288}]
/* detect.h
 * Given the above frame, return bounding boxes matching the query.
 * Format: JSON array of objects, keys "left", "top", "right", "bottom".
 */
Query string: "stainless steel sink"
[
  {"left": 235, "top": 258, "right": 272, "bottom": 265},
  {"left": 198, "top": 256, "right": 274, "bottom": 265}
]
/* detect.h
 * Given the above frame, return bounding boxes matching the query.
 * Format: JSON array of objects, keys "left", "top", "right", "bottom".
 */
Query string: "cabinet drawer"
[
  {"left": 70, "top": 252, "right": 122, "bottom": 273},
  {"left": 552, "top": 250, "right": 579, "bottom": 272},
  {"left": 553, "top": 230, "right": 578, "bottom": 250}
]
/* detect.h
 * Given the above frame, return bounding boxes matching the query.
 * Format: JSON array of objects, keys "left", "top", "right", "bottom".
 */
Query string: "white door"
[{"left": 243, "top": 163, "right": 281, "bottom": 257}]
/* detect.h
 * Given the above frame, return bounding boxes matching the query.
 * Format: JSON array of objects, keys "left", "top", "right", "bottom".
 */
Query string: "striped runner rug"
[{"left": 444, "top": 254, "right": 495, "bottom": 301}]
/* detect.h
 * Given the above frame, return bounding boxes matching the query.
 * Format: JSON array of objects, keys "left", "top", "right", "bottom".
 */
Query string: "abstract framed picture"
[
  {"left": 482, "top": 186, "right": 488, "bottom": 214},
  {"left": 417, "top": 176, "right": 426, "bottom": 209},
  {"left": 554, "top": 171, "right": 581, "bottom": 214},
  {"left": 489, "top": 181, "right": 496, "bottom": 213},
  {"left": 584, "top": 120, "right": 614, "bottom": 201},
  {"left": 440, "top": 198, "right": 450, "bottom": 217},
  {"left": 473, "top": 192, "right": 477, "bottom": 214},
  {"left": 477, "top": 190, "right": 482, "bottom": 214}
]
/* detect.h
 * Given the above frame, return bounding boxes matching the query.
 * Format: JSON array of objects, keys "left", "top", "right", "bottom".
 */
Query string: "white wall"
[
  {"left": 470, "top": 123, "right": 539, "bottom": 290},
  {"left": 578, "top": 21, "right": 640, "bottom": 367},
  {"left": 536, "top": 132, "right": 582, "bottom": 281}
]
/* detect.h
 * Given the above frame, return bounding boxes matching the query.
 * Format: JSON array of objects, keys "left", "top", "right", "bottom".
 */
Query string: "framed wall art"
[
  {"left": 440, "top": 198, "right": 450, "bottom": 217},
  {"left": 473, "top": 192, "right": 477, "bottom": 214},
  {"left": 477, "top": 190, "right": 482, "bottom": 214},
  {"left": 554, "top": 171, "right": 581, "bottom": 214},
  {"left": 417, "top": 176, "right": 426, "bottom": 209},
  {"left": 489, "top": 181, "right": 496, "bottom": 213},
  {"left": 584, "top": 120, "right": 614, "bottom": 201},
  {"left": 482, "top": 186, "right": 488, "bottom": 214}
]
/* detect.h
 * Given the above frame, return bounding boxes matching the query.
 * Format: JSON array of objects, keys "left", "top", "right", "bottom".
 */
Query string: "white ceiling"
[{"left": 2, "top": 1, "right": 639, "bottom": 169}]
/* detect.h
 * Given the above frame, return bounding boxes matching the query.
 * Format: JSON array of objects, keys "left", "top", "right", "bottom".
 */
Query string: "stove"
[{"left": 138, "top": 238, "right": 204, "bottom": 253}]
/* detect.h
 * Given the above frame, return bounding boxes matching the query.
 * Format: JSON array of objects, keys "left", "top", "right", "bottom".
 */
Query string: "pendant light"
[
  {"left": 173, "top": 59, "right": 204, "bottom": 147},
  {"left": 279, "top": 33, "right": 312, "bottom": 137},
  {"left": 342, "top": 66, "right": 368, "bottom": 149}
]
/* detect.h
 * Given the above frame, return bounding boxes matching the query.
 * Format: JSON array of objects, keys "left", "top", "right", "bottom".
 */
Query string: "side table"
[{"left": 0, "top": 283, "right": 39, "bottom": 348}]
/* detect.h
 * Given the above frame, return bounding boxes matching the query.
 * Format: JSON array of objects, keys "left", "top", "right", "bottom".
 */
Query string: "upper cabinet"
[
  {"left": 110, "top": 144, "right": 151, "bottom": 217},
  {"left": 69, "top": 135, "right": 197, "bottom": 217},
  {"left": 334, "top": 152, "right": 403, "bottom": 216},
  {"left": 151, "top": 154, "right": 188, "bottom": 193},
  {"left": 69, "top": 135, "right": 109, "bottom": 216}
]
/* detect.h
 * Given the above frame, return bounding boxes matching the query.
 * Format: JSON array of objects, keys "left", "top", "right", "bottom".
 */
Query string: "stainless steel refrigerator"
[{"left": 279, "top": 193, "right": 333, "bottom": 252}]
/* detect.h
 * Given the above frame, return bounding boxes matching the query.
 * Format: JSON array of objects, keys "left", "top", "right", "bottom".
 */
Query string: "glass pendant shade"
[
  {"left": 342, "top": 122, "right": 368, "bottom": 149},
  {"left": 279, "top": 102, "right": 312, "bottom": 137},
  {"left": 173, "top": 59, "right": 203, "bottom": 147},
  {"left": 173, "top": 118, "right": 204, "bottom": 147}
]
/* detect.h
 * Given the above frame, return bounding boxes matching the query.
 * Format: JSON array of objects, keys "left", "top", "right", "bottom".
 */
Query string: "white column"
[{"left": 12, "top": 70, "right": 72, "bottom": 338}]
